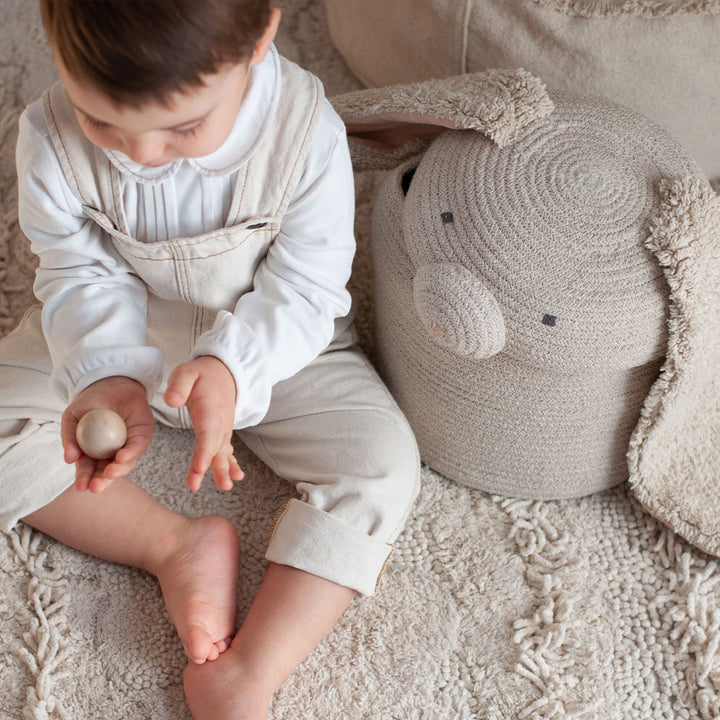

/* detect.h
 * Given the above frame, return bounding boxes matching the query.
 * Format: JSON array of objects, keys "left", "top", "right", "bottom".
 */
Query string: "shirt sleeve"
[
  {"left": 190, "top": 101, "right": 356, "bottom": 428},
  {"left": 16, "top": 107, "right": 164, "bottom": 403}
]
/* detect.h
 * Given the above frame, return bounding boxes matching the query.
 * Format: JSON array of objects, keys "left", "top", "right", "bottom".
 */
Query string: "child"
[{"left": 2, "top": 1, "right": 420, "bottom": 717}]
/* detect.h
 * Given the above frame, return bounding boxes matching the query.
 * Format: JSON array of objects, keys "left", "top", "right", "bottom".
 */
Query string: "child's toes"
[
  {"left": 184, "top": 623, "right": 215, "bottom": 664},
  {"left": 213, "top": 636, "right": 233, "bottom": 656}
]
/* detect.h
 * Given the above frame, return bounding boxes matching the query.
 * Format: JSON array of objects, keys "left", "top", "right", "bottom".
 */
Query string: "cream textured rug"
[{"left": 2, "top": 2, "right": 720, "bottom": 719}]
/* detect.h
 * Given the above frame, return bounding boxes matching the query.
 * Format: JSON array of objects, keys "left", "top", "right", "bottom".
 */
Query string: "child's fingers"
[
  {"left": 164, "top": 363, "right": 200, "bottom": 408},
  {"left": 187, "top": 419, "right": 227, "bottom": 482},
  {"left": 74, "top": 472, "right": 91, "bottom": 493},
  {"left": 211, "top": 451, "right": 244, "bottom": 491},
  {"left": 73, "top": 455, "right": 100, "bottom": 492},
  {"left": 113, "top": 428, "right": 152, "bottom": 465},
  {"left": 100, "top": 456, "right": 138, "bottom": 481},
  {"left": 60, "top": 412, "right": 82, "bottom": 463},
  {"left": 87, "top": 475, "right": 115, "bottom": 494},
  {"left": 65, "top": 444, "right": 82, "bottom": 465},
  {"left": 188, "top": 434, "right": 243, "bottom": 492},
  {"left": 229, "top": 455, "right": 245, "bottom": 482},
  {"left": 186, "top": 438, "right": 213, "bottom": 491},
  {"left": 75, "top": 457, "right": 125, "bottom": 493},
  {"left": 186, "top": 431, "right": 211, "bottom": 490},
  {"left": 186, "top": 467, "right": 204, "bottom": 492},
  {"left": 211, "top": 453, "right": 233, "bottom": 492}
]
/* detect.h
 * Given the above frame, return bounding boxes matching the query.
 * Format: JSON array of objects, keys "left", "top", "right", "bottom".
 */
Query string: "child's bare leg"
[
  {"left": 22, "top": 478, "right": 240, "bottom": 663},
  {"left": 183, "top": 562, "right": 355, "bottom": 720}
]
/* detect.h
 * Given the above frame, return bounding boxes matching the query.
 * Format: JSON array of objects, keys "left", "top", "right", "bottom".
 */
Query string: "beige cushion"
[{"left": 326, "top": 0, "right": 720, "bottom": 181}]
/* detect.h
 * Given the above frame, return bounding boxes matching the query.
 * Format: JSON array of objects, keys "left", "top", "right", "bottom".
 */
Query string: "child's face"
[{"left": 55, "top": 58, "right": 254, "bottom": 167}]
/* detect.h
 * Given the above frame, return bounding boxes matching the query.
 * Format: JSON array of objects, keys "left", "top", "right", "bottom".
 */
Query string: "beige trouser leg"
[
  {"left": 0, "top": 307, "right": 73, "bottom": 530},
  {"left": 238, "top": 328, "right": 420, "bottom": 596}
]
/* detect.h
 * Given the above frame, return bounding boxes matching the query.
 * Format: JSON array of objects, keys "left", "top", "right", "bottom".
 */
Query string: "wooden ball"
[{"left": 76, "top": 408, "right": 128, "bottom": 460}]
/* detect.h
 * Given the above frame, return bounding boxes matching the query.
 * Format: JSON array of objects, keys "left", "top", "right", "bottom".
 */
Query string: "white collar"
[{"left": 102, "top": 45, "right": 281, "bottom": 184}]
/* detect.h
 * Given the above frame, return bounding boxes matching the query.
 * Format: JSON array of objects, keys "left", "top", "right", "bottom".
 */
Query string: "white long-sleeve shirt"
[{"left": 16, "top": 47, "right": 356, "bottom": 427}]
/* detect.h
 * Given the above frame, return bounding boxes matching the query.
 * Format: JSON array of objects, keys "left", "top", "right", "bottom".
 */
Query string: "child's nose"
[{"left": 123, "top": 135, "right": 167, "bottom": 166}]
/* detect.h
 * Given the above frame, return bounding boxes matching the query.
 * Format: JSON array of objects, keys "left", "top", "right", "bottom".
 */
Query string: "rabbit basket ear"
[
  {"left": 330, "top": 68, "right": 554, "bottom": 171},
  {"left": 628, "top": 177, "right": 720, "bottom": 557}
]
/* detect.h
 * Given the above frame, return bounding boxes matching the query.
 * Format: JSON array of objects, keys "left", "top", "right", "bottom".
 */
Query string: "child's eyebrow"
[{"left": 71, "top": 103, "right": 210, "bottom": 131}]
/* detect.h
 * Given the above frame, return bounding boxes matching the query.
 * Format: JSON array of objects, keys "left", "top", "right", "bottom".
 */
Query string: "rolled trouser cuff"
[{"left": 266, "top": 498, "right": 393, "bottom": 596}]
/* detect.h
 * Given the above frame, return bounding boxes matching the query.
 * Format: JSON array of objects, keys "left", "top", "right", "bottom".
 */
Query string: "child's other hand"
[
  {"left": 61, "top": 377, "right": 154, "bottom": 493},
  {"left": 164, "top": 355, "right": 245, "bottom": 492}
]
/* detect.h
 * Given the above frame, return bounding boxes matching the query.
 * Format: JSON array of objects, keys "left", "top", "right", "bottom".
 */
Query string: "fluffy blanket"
[{"left": 2, "top": 1, "right": 720, "bottom": 718}]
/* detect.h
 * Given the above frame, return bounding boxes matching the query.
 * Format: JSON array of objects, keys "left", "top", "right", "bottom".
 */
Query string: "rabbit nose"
[{"left": 413, "top": 262, "right": 506, "bottom": 359}]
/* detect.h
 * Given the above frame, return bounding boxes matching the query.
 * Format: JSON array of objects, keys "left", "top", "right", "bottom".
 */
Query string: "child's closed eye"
[
  {"left": 81, "top": 113, "right": 203, "bottom": 139},
  {"left": 83, "top": 116, "right": 110, "bottom": 131},
  {"left": 173, "top": 121, "right": 203, "bottom": 138}
]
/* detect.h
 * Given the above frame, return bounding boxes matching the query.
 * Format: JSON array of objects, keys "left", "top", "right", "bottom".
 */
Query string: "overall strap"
[
  {"left": 226, "top": 55, "right": 325, "bottom": 226},
  {"left": 42, "top": 82, "right": 130, "bottom": 234}
]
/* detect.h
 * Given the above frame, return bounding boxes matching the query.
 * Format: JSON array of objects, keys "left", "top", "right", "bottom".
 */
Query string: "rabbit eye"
[
  {"left": 441, "top": 211, "right": 454, "bottom": 224},
  {"left": 542, "top": 314, "right": 557, "bottom": 327}
]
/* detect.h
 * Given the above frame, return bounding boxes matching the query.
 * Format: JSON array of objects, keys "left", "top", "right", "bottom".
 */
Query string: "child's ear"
[{"left": 250, "top": 7, "right": 281, "bottom": 67}]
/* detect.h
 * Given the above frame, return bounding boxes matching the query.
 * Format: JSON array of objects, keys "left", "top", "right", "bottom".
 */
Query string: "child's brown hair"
[{"left": 40, "top": 0, "right": 271, "bottom": 107}]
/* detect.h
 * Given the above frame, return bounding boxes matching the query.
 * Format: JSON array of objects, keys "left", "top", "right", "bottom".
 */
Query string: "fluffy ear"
[
  {"left": 628, "top": 176, "right": 720, "bottom": 556},
  {"left": 330, "top": 68, "right": 553, "bottom": 171}
]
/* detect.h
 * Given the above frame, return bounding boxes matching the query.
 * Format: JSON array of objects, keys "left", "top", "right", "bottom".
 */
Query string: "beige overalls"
[{"left": 0, "top": 58, "right": 419, "bottom": 595}]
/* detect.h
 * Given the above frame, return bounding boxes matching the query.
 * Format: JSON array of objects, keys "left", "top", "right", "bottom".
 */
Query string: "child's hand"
[
  {"left": 164, "top": 355, "right": 245, "bottom": 492},
  {"left": 61, "top": 377, "right": 154, "bottom": 493}
]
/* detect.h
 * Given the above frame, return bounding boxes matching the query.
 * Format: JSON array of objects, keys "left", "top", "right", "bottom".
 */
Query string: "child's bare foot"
[
  {"left": 152, "top": 515, "right": 240, "bottom": 664},
  {"left": 183, "top": 646, "right": 274, "bottom": 720},
  {"left": 182, "top": 562, "right": 354, "bottom": 718}
]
